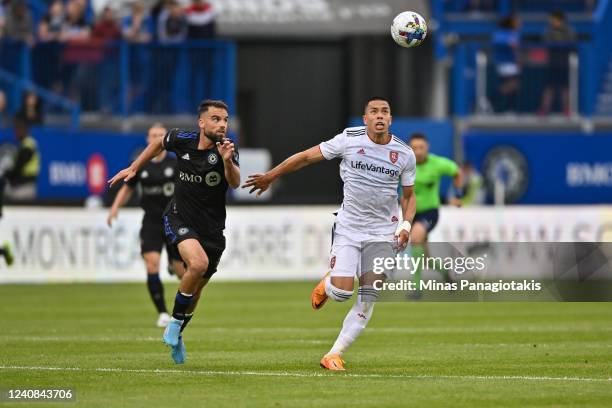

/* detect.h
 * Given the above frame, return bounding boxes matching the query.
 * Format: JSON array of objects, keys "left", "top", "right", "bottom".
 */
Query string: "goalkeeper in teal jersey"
[{"left": 409, "top": 133, "right": 463, "bottom": 292}]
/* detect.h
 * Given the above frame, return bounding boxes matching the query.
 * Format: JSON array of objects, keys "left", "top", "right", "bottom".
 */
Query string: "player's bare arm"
[
  {"left": 453, "top": 168, "right": 464, "bottom": 189},
  {"left": 449, "top": 168, "right": 465, "bottom": 207},
  {"left": 108, "top": 136, "right": 164, "bottom": 187},
  {"left": 397, "top": 185, "right": 416, "bottom": 248},
  {"left": 217, "top": 139, "right": 240, "bottom": 189},
  {"left": 107, "top": 184, "right": 135, "bottom": 226},
  {"left": 242, "top": 145, "right": 325, "bottom": 196}
]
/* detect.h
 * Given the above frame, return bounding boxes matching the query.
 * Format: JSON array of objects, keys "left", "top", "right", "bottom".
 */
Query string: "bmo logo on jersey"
[
  {"left": 179, "top": 171, "right": 203, "bottom": 183},
  {"left": 179, "top": 170, "right": 222, "bottom": 186}
]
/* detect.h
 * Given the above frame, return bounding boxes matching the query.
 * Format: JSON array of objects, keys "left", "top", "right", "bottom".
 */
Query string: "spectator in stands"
[
  {"left": 92, "top": 6, "right": 121, "bottom": 40},
  {"left": 60, "top": 0, "right": 92, "bottom": 109},
  {"left": 15, "top": 91, "right": 43, "bottom": 126},
  {"left": 157, "top": 0, "right": 187, "bottom": 44},
  {"left": 538, "top": 10, "right": 576, "bottom": 116},
  {"left": 38, "top": 0, "right": 65, "bottom": 42},
  {"left": 59, "top": 0, "right": 90, "bottom": 41},
  {"left": 0, "top": 2, "right": 6, "bottom": 39},
  {"left": 492, "top": 15, "right": 521, "bottom": 113},
  {"left": 152, "top": 0, "right": 187, "bottom": 113},
  {"left": 4, "top": 114, "right": 40, "bottom": 201},
  {"left": 543, "top": 10, "right": 576, "bottom": 50},
  {"left": 35, "top": 0, "right": 65, "bottom": 90},
  {"left": 123, "top": 1, "right": 154, "bottom": 112},
  {"left": 92, "top": 7, "right": 121, "bottom": 113},
  {"left": 0, "top": 90, "right": 8, "bottom": 128},
  {"left": 184, "top": 0, "right": 216, "bottom": 105},
  {"left": 586, "top": 0, "right": 596, "bottom": 12},
  {"left": 151, "top": 0, "right": 170, "bottom": 40},
  {"left": 185, "top": 0, "right": 215, "bottom": 39},
  {"left": 122, "top": 1, "right": 153, "bottom": 43},
  {"left": 4, "top": 0, "right": 34, "bottom": 46}
]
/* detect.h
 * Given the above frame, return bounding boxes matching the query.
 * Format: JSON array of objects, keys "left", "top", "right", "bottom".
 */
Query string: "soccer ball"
[{"left": 390, "top": 11, "right": 427, "bottom": 48}]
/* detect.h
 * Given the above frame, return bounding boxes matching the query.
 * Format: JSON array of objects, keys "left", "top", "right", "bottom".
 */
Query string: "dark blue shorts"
[
  {"left": 413, "top": 209, "right": 439, "bottom": 233},
  {"left": 163, "top": 208, "right": 225, "bottom": 278}
]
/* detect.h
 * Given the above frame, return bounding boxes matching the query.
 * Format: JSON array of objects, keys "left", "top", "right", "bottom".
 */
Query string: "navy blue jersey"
[
  {"left": 127, "top": 154, "right": 176, "bottom": 223},
  {"left": 162, "top": 128, "right": 239, "bottom": 236}
]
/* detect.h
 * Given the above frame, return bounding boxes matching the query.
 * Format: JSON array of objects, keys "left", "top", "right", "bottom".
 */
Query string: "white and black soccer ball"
[{"left": 390, "top": 11, "right": 428, "bottom": 48}]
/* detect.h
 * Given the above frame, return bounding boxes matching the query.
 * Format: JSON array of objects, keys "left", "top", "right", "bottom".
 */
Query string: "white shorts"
[
  {"left": 329, "top": 232, "right": 397, "bottom": 278},
  {"left": 329, "top": 234, "right": 361, "bottom": 278}
]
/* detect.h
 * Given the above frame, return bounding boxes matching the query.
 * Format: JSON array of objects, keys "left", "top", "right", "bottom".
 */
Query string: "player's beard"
[{"left": 204, "top": 130, "right": 224, "bottom": 143}]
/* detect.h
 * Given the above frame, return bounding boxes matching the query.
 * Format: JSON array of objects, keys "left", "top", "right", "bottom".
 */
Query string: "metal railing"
[
  {"left": 580, "top": 0, "right": 612, "bottom": 115},
  {"left": 0, "top": 39, "right": 237, "bottom": 125},
  {"left": 474, "top": 44, "right": 580, "bottom": 116},
  {"left": 0, "top": 68, "right": 81, "bottom": 128}
]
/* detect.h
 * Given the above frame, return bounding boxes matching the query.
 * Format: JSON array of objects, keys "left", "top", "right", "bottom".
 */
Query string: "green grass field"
[{"left": 1, "top": 281, "right": 611, "bottom": 407}]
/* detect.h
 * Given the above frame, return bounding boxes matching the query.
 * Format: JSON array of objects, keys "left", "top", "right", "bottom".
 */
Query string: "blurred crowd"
[
  {"left": 0, "top": 90, "right": 43, "bottom": 127},
  {"left": 491, "top": 10, "right": 577, "bottom": 115},
  {"left": 0, "top": 0, "right": 216, "bottom": 46},
  {"left": 0, "top": 0, "right": 218, "bottom": 117}
]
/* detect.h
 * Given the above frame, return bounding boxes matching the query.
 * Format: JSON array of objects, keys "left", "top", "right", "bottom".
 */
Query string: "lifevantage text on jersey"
[{"left": 349, "top": 160, "right": 400, "bottom": 177}]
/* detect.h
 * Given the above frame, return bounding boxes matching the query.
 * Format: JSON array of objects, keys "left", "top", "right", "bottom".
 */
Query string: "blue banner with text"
[{"left": 463, "top": 132, "right": 612, "bottom": 204}]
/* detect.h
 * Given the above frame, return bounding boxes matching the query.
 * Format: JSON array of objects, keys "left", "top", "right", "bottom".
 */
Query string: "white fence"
[{"left": 1, "top": 205, "right": 611, "bottom": 283}]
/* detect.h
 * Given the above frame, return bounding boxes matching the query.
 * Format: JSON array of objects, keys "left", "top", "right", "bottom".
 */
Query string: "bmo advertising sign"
[
  {"left": 48, "top": 154, "right": 108, "bottom": 195},
  {"left": 0, "top": 128, "right": 144, "bottom": 199},
  {"left": 464, "top": 132, "right": 612, "bottom": 204},
  {"left": 86, "top": 154, "right": 108, "bottom": 195}
]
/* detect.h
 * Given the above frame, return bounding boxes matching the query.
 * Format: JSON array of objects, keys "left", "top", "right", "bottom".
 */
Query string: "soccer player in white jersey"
[{"left": 243, "top": 97, "right": 416, "bottom": 371}]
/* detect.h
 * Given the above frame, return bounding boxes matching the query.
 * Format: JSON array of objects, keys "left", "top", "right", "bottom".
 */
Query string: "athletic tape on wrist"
[{"left": 395, "top": 220, "right": 411, "bottom": 236}]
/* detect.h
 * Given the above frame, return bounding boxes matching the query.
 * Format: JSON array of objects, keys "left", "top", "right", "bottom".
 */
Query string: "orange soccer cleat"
[
  {"left": 311, "top": 272, "right": 330, "bottom": 310},
  {"left": 320, "top": 354, "right": 345, "bottom": 371}
]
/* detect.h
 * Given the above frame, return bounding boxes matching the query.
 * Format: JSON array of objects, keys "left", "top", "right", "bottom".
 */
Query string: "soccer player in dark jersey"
[
  {"left": 108, "top": 100, "right": 239, "bottom": 364},
  {"left": 0, "top": 172, "right": 14, "bottom": 266},
  {"left": 0, "top": 148, "right": 14, "bottom": 266},
  {"left": 107, "top": 123, "right": 184, "bottom": 327}
]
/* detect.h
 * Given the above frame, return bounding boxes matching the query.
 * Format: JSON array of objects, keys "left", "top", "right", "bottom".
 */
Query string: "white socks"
[
  {"left": 328, "top": 296, "right": 375, "bottom": 356},
  {"left": 325, "top": 274, "right": 353, "bottom": 302}
]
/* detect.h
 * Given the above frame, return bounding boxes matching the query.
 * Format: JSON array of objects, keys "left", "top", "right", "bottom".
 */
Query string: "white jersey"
[{"left": 319, "top": 126, "right": 416, "bottom": 241}]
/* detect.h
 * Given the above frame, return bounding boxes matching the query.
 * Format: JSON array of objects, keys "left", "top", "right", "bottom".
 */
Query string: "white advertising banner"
[
  {"left": 0, "top": 206, "right": 337, "bottom": 283},
  {"left": 1, "top": 205, "right": 611, "bottom": 283},
  {"left": 429, "top": 206, "right": 612, "bottom": 243},
  {"left": 214, "top": 0, "right": 428, "bottom": 37}
]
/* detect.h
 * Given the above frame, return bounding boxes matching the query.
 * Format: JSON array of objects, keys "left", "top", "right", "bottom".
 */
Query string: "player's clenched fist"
[
  {"left": 108, "top": 167, "right": 136, "bottom": 188},
  {"left": 242, "top": 173, "right": 272, "bottom": 196}
]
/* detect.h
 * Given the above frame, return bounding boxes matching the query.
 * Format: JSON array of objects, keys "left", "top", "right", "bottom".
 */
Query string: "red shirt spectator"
[
  {"left": 184, "top": 0, "right": 215, "bottom": 39},
  {"left": 92, "top": 6, "right": 121, "bottom": 40}
]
